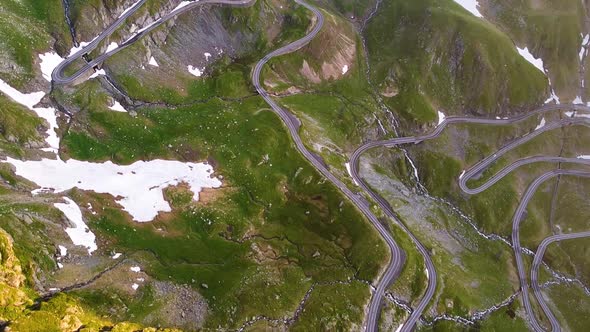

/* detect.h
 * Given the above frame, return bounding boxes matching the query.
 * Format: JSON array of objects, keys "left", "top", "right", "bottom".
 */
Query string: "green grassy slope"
[
  {"left": 365, "top": 0, "right": 548, "bottom": 129},
  {"left": 0, "top": 0, "right": 70, "bottom": 87},
  {"left": 481, "top": 0, "right": 586, "bottom": 102}
]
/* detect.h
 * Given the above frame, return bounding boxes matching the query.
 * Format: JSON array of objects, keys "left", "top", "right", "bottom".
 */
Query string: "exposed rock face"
[
  {"left": 142, "top": 281, "right": 208, "bottom": 330},
  {"left": 0, "top": 228, "right": 25, "bottom": 289},
  {"left": 0, "top": 228, "right": 31, "bottom": 320}
]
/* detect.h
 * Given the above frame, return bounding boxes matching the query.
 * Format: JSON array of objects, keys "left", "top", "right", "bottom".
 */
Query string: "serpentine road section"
[
  {"left": 457, "top": 116, "right": 590, "bottom": 332},
  {"left": 531, "top": 231, "right": 590, "bottom": 332},
  {"left": 51, "top": 0, "right": 256, "bottom": 85},
  {"left": 511, "top": 170, "right": 590, "bottom": 332},
  {"left": 252, "top": 1, "right": 407, "bottom": 331},
  {"left": 51, "top": 0, "right": 407, "bottom": 329},
  {"left": 350, "top": 103, "right": 590, "bottom": 331}
]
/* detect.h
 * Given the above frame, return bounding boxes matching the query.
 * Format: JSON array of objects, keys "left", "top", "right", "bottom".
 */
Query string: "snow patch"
[
  {"left": 0, "top": 79, "right": 45, "bottom": 109},
  {"left": 106, "top": 42, "right": 119, "bottom": 53},
  {"left": 516, "top": 47, "right": 545, "bottom": 74},
  {"left": 344, "top": 163, "right": 359, "bottom": 186},
  {"left": 342, "top": 65, "right": 349, "bottom": 74},
  {"left": 459, "top": 170, "right": 466, "bottom": 180},
  {"left": 58, "top": 245, "right": 67, "bottom": 256},
  {"left": 4, "top": 157, "right": 222, "bottom": 222},
  {"left": 69, "top": 41, "right": 91, "bottom": 56},
  {"left": 545, "top": 89, "right": 560, "bottom": 105},
  {"left": 580, "top": 34, "right": 590, "bottom": 61},
  {"left": 437, "top": 111, "right": 446, "bottom": 125},
  {"left": 173, "top": 1, "right": 191, "bottom": 11},
  {"left": 204, "top": 52, "right": 212, "bottom": 61},
  {"left": 89, "top": 69, "right": 106, "bottom": 79},
  {"left": 573, "top": 96, "right": 584, "bottom": 105},
  {"left": 0, "top": 79, "right": 59, "bottom": 152},
  {"left": 452, "top": 0, "right": 483, "bottom": 17},
  {"left": 38, "top": 52, "right": 64, "bottom": 82},
  {"left": 578, "top": 155, "right": 590, "bottom": 160},
  {"left": 148, "top": 56, "right": 159, "bottom": 67},
  {"left": 535, "top": 117, "right": 546, "bottom": 130},
  {"left": 109, "top": 100, "right": 127, "bottom": 113},
  {"left": 132, "top": 283, "right": 139, "bottom": 290},
  {"left": 188, "top": 65, "right": 203, "bottom": 77},
  {"left": 112, "top": 253, "right": 122, "bottom": 259},
  {"left": 394, "top": 323, "right": 404, "bottom": 332},
  {"left": 130, "top": 266, "right": 141, "bottom": 273},
  {"left": 54, "top": 197, "right": 97, "bottom": 254}
]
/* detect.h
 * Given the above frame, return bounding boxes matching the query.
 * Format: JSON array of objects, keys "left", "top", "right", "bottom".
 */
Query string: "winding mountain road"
[
  {"left": 531, "top": 231, "right": 590, "bottom": 332},
  {"left": 252, "top": 2, "right": 407, "bottom": 331},
  {"left": 51, "top": 0, "right": 590, "bottom": 330},
  {"left": 512, "top": 170, "right": 590, "bottom": 332},
  {"left": 52, "top": 0, "right": 256, "bottom": 85},
  {"left": 351, "top": 103, "right": 590, "bottom": 331},
  {"left": 53, "top": 0, "right": 407, "bottom": 331}
]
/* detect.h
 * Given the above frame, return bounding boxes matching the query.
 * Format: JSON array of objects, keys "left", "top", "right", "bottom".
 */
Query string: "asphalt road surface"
[
  {"left": 52, "top": 0, "right": 256, "bottom": 85},
  {"left": 252, "top": 2, "right": 407, "bottom": 331},
  {"left": 350, "top": 103, "right": 590, "bottom": 331},
  {"left": 54, "top": 1, "right": 408, "bottom": 330},
  {"left": 511, "top": 170, "right": 590, "bottom": 332},
  {"left": 531, "top": 231, "right": 590, "bottom": 332},
  {"left": 51, "top": 0, "right": 590, "bottom": 330}
]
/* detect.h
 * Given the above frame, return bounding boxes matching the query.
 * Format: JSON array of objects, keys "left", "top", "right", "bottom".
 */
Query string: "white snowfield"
[
  {"left": 148, "top": 56, "right": 159, "bottom": 67},
  {"left": 106, "top": 42, "right": 119, "bottom": 53},
  {"left": 516, "top": 47, "right": 545, "bottom": 74},
  {"left": 54, "top": 197, "right": 98, "bottom": 254},
  {"left": 109, "top": 100, "right": 127, "bottom": 112},
  {"left": 0, "top": 79, "right": 59, "bottom": 152},
  {"left": 6, "top": 157, "right": 222, "bottom": 222},
  {"left": 0, "top": 57, "right": 222, "bottom": 259},
  {"left": 188, "top": 65, "right": 203, "bottom": 77},
  {"left": 453, "top": 0, "right": 483, "bottom": 17},
  {"left": 39, "top": 52, "right": 64, "bottom": 82},
  {"left": 89, "top": 69, "right": 106, "bottom": 79}
]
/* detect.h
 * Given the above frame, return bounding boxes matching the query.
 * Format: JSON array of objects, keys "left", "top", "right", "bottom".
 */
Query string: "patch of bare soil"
[
  {"left": 300, "top": 60, "right": 322, "bottom": 83},
  {"left": 143, "top": 281, "right": 208, "bottom": 331}
]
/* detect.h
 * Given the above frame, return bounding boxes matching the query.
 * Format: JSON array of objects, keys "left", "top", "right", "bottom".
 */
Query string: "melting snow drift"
[
  {"left": 109, "top": 100, "right": 127, "bottom": 112},
  {"left": 453, "top": 0, "right": 483, "bottom": 17},
  {"left": 148, "top": 56, "right": 159, "bottom": 67},
  {"left": 437, "top": 111, "right": 446, "bottom": 125},
  {"left": 517, "top": 47, "right": 545, "bottom": 73},
  {"left": 188, "top": 65, "right": 203, "bottom": 77},
  {"left": 6, "top": 157, "right": 222, "bottom": 222},
  {"left": 55, "top": 197, "right": 97, "bottom": 254}
]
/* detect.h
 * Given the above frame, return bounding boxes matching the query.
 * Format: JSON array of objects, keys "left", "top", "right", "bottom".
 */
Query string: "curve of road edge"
[
  {"left": 458, "top": 115, "right": 590, "bottom": 332},
  {"left": 352, "top": 103, "right": 590, "bottom": 331},
  {"left": 52, "top": 0, "right": 256, "bottom": 84},
  {"left": 531, "top": 231, "right": 590, "bottom": 332},
  {"left": 252, "top": 1, "right": 407, "bottom": 331}
]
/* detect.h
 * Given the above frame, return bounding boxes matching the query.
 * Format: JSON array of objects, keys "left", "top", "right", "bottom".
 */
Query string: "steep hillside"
[
  {"left": 0, "top": 0, "right": 390, "bottom": 330},
  {"left": 481, "top": 0, "right": 588, "bottom": 102},
  {"left": 0, "top": 0, "right": 70, "bottom": 88},
  {"left": 366, "top": 0, "right": 548, "bottom": 129}
]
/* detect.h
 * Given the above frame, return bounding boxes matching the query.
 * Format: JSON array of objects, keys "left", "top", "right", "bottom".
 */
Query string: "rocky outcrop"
[{"left": 0, "top": 228, "right": 31, "bottom": 321}]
